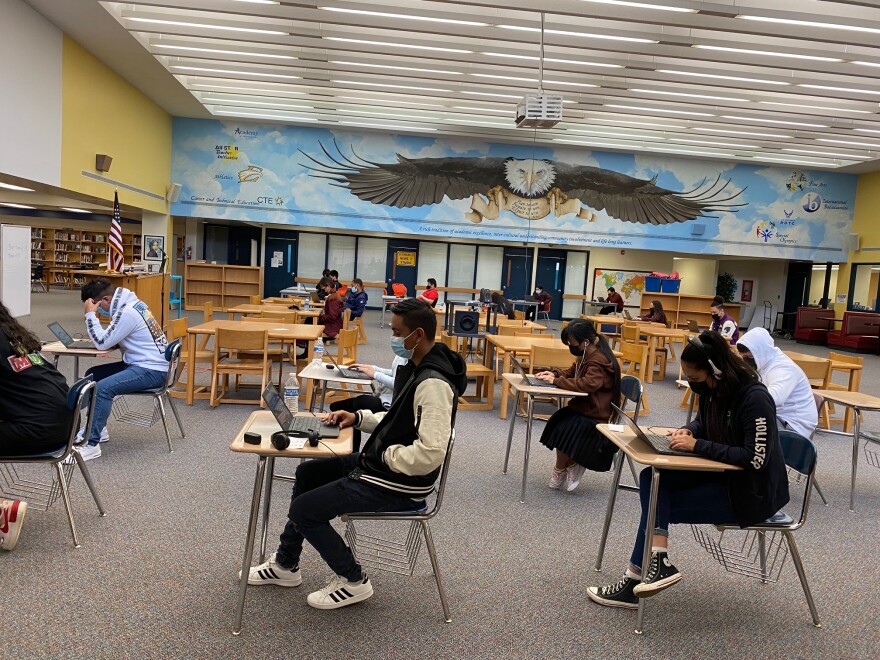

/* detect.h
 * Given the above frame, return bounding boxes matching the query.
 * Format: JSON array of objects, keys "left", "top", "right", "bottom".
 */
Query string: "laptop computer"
[
  {"left": 510, "top": 356, "right": 556, "bottom": 388},
  {"left": 47, "top": 322, "right": 95, "bottom": 350},
  {"left": 310, "top": 291, "right": 320, "bottom": 303},
  {"left": 609, "top": 403, "right": 698, "bottom": 456},
  {"left": 597, "top": 296, "right": 606, "bottom": 302},
  {"left": 687, "top": 319, "right": 699, "bottom": 333},
  {"left": 323, "top": 351, "right": 372, "bottom": 380},
  {"left": 261, "top": 383, "right": 340, "bottom": 438},
  {"left": 623, "top": 309, "right": 633, "bottom": 320}
]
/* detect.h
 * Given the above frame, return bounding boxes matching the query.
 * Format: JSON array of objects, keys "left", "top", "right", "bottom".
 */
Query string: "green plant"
[{"left": 716, "top": 272, "right": 738, "bottom": 303}]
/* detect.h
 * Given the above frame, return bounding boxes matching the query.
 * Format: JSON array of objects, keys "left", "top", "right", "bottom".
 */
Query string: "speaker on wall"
[
  {"left": 167, "top": 183, "right": 182, "bottom": 203},
  {"left": 849, "top": 233, "right": 861, "bottom": 251},
  {"left": 453, "top": 310, "right": 480, "bottom": 336},
  {"left": 95, "top": 154, "right": 112, "bottom": 172}
]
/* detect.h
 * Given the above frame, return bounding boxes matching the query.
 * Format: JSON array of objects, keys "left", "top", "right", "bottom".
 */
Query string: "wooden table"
[
  {"left": 501, "top": 373, "right": 590, "bottom": 503},
  {"left": 594, "top": 423, "right": 739, "bottom": 634},
  {"left": 184, "top": 320, "right": 324, "bottom": 405},
  {"left": 230, "top": 410, "right": 352, "bottom": 634},
  {"left": 226, "top": 303, "right": 321, "bottom": 323},
  {"left": 785, "top": 350, "right": 863, "bottom": 431},
  {"left": 814, "top": 389, "right": 880, "bottom": 511},
  {"left": 639, "top": 326, "right": 687, "bottom": 383},
  {"left": 41, "top": 341, "right": 113, "bottom": 379},
  {"left": 485, "top": 334, "right": 562, "bottom": 418}
]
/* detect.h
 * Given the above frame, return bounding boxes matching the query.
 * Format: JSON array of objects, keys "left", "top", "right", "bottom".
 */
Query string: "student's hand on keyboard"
[
  {"left": 669, "top": 429, "right": 696, "bottom": 452},
  {"left": 322, "top": 411, "right": 356, "bottom": 429},
  {"left": 351, "top": 363, "right": 375, "bottom": 378},
  {"left": 534, "top": 371, "right": 555, "bottom": 384}
]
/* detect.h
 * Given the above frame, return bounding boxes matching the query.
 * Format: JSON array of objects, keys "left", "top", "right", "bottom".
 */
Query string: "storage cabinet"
[
  {"left": 185, "top": 264, "right": 262, "bottom": 311},
  {"left": 639, "top": 293, "right": 741, "bottom": 329}
]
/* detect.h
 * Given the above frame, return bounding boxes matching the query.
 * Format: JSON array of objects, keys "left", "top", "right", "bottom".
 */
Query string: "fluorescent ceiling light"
[
  {"left": 172, "top": 66, "right": 300, "bottom": 80},
  {"left": 190, "top": 83, "right": 306, "bottom": 94},
  {"left": 62, "top": 207, "right": 91, "bottom": 213},
  {"left": 693, "top": 45, "right": 842, "bottom": 63},
  {"left": 453, "top": 106, "right": 509, "bottom": 114},
  {"left": 656, "top": 69, "right": 790, "bottom": 85},
  {"left": 645, "top": 147, "right": 734, "bottom": 158},
  {"left": 758, "top": 101, "right": 873, "bottom": 114},
  {"left": 330, "top": 61, "right": 460, "bottom": 75},
  {"left": 332, "top": 80, "right": 451, "bottom": 92},
  {"left": 799, "top": 84, "right": 880, "bottom": 96},
  {"left": 722, "top": 115, "right": 827, "bottom": 128},
  {"left": 337, "top": 109, "right": 433, "bottom": 121},
  {"left": 855, "top": 128, "right": 880, "bottom": 134},
  {"left": 318, "top": 7, "right": 488, "bottom": 26},
  {"left": 336, "top": 96, "right": 447, "bottom": 108},
  {"left": 782, "top": 148, "right": 872, "bottom": 159},
  {"left": 758, "top": 156, "right": 838, "bottom": 167},
  {"left": 693, "top": 127, "right": 792, "bottom": 139},
  {"left": 817, "top": 138, "right": 880, "bottom": 148},
  {"left": 630, "top": 88, "right": 747, "bottom": 102},
  {"left": 325, "top": 37, "right": 471, "bottom": 54},
  {"left": 673, "top": 138, "right": 760, "bottom": 149},
  {"left": 203, "top": 97, "right": 313, "bottom": 110},
  {"left": 127, "top": 18, "right": 287, "bottom": 35},
  {"left": 544, "top": 80, "right": 599, "bottom": 88},
  {"left": 577, "top": 0, "right": 696, "bottom": 11},
  {"left": 586, "top": 117, "right": 681, "bottom": 129},
  {"left": 233, "top": 0, "right": 279, "bottom": 4},
  {"left": 461, "top": 91, "right": 522, "bottom": 99},
  {"left": 605, "top": 104, "right": 714, "bottom": 117},
  {"left": 471, "top": 73, "right": 537, "bottom": 83},
  {"left": 737, "top": 15, "right": 880, "bottom": 35},
  {"left": 482, "top": 53, "right": 622, "bottom": 67},
  {"left": 853, "top": 61, "right": 880, "bottom": 68},
  {"left": 0, "top": 202, "right": 35, "bottom": 209},
  {"left": 0, "top": 182, "right": 34, "bottom": 192},
  {"left": 153, "top": 44, "right": 295, "bottom": 60},
  {"left": 213, "top": 110, "right": 319, "bottom": 121},
  {"left": 554, "top": 139, "right": 650, "bottom": 149},
  {"left": 497, "top": 25, "right": 657, "bottom": 44},
  {"left": 338, "top": 121, "right": 437, "bottom": 132}
]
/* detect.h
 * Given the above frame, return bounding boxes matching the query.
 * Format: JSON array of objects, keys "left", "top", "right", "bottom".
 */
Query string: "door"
[
  {"left": 535, "top": 248, "right": 566, "bottom": 319},
  {"left": 227, "top": 224, "right": 261, "bottom": 266},
  {"left": 386, "top": 239, "right": 419, "bottom": 297},
  {"left": 502, "top": 247, "right": 532, "bottom": 301},
  {"left": 782, "top": 261, "right": 812, "bottom": 333},
  {"left": 263, "top": 229, "right": 298, "bottom": 298}
]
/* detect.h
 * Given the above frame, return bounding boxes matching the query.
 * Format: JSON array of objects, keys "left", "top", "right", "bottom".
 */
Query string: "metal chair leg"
[
  {"left": 420, "top": 521, "right": 451, "bottom": 623},
  {"left": 627, "top": 457, "right": 640, "bottom": 487},
  {"left": 75, "top": 455, "right": 107, "bottom": 516},
  {"left": 155, "top": 395, "right": 174, "bottom": 452},
  {"left": 54, "top": 462, "right": 81, "bottom": 548},
  {"left": 812, "top": 476, "right": 828, "bottom": 506},
  {"left": 758, "top": 532, "right": 768, "bottom": 584},
  {"left": 784, "top": 531, "right": 822, "bottom": 627},
  {"left": 166, "top": 394, "right": 187, "bottom": 438}
]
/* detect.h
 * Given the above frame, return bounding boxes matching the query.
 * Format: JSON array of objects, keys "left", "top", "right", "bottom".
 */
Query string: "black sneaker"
[
  {"left": 586, "top": 576, "right": 639, "bottom": 609},
  {"left": 632, "top": 552, "right": 681, "bottom": 598}
]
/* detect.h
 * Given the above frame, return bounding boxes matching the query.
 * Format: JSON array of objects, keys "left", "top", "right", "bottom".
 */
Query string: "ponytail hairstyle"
[
  {"left": 561, "top": 319, "right": 621, "bottom": 397},
  {"left": 0, "top": 300, "right": 42, "bottom": 354},
  {"left": 680, "top": 330, "right": 758, "bottom": 398}
]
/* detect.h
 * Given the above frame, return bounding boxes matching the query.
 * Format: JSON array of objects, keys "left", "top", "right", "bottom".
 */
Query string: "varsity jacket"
[
  {"left": 351, "top": 343, "right": 467, "bottom": 497},
  {"left": 684, "top": 383, "right": 790, "bottom": 527}
]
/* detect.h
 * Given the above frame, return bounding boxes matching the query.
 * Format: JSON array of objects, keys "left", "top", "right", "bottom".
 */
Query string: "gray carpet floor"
[{"left": 4, "top": 289, "right": 880, "bottom": 659}]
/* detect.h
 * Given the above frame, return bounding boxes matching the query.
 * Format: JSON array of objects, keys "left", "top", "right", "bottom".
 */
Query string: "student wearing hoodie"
[
  {"left": 736, "top": 327, "right": 819, "bottom": 438},
  {"left": 247, "top": 299, "right": 467, "bottom": 611},
  {"left": 537, "top": 320, "right": 621, "bottom": 492},
  {"left": 78, "top": 278, "right": 169, "bottom": 461}
]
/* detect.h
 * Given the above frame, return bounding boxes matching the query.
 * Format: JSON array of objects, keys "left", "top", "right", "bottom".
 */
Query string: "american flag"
[{"left": 108, "top": 191, "right": 125, "bottom": 272}]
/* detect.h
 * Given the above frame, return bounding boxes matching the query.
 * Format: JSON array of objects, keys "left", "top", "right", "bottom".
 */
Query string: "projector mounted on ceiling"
[{"left": 515, "top": 93, "right": 563, "bottom": 128}]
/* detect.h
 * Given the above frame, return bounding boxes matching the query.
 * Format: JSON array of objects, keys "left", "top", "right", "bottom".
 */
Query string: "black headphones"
[
  {"left": 271, "top": 430, "right": 319, "bottom": 450},
  {"left": 688, "top": 335, "right": 723, "bottom": 379}
]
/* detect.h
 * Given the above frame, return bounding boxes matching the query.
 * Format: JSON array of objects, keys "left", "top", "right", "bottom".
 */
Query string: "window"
[
  {"left": 448, "top": 244, "right": 476, "bottom": 302},
  {"left": 328, "top": 235, "right": 356, "bottom": 280},
  {"left": 356, "top": 237, "right": 387, "bottom": 304},
  {"left": 418, "top": 242, "right": 447, "bottom": 288},
  {"left": 563, "top": 251, "right": 589, "bottom": 318},
  {"left": 848, "top": 263, "right": 880, "bottom": 311},
  {"left": 298, "top": 233, "right": 326, "bottom": 279}
]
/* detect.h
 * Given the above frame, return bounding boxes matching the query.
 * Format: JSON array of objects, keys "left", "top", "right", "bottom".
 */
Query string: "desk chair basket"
[
  {"left": 0, "top": 378, "right": 106, "bottom": 548},
  {"left": 690, "top": 431, "right": 821, "bottom": 627},
  {"left": 342, "top": 430, "right": 456, "bottom": 623},
  {"left": 31, "top": 263, "right": 48, "bottom": 293},
  {"left": 112, "top": 339, "right": 186, "bottom": 452}
]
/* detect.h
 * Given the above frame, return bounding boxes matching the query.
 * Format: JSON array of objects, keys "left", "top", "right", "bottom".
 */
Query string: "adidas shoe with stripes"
[
  {"left": 307, "top": 574, "right": 373, "bottom": 610},
  {"left": 243, "top": 553, "right": 302, "bottom": 587}
]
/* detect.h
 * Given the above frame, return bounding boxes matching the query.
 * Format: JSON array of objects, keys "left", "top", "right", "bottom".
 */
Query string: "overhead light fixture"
[
  {"left": 853, "top": 61, "right": 880, "bottom": 68},
  {"left": 645, "top": 147, "right": 735, "bottom": 158},
  {"left": 798, "top": 84, "right": 880, "bottom": 96},
  {"left": 673, "top": 138, "right": 760, "bottom": 149},
  {"left": 629, "top": 88, "right": 748, "bottom": 102},
  {"left": 338, "top": 121, "right": 437, "bottom": 132},
  {"left": 153, "top": 44, "right": 295, "bottom": 60},
  {"left": 171, "top": 66, "right": 300, "bottom": 80},
  {"left": 482, "top": 53, "right": 623, "bottom": 67},
  {"left": 212, "top": 110, "right": 319, "bottom": 121},
  {"left": 336, "top": 96, "right": 447, "bottom": 108},
  {"left": 203, "top": 97, "right": 314, "bottom": 110},
  {"left": 331, "top": 61, "right": 461, "bottom": 75},
  {"left": 232, "top": 0, "right": 280, "bottom": 4},
  {"left": 737, "top": 15, "right": 880, "bottom": 35},
  {"left": 0, "top": 202, "right": 35, "bottom": 209},
  {"left": 318, "top": 7, "right": 488, "bottom": 26},
  {"left": 332, "top": 80, "right": 451, "bottom": 92},
  {"left": 782, "top": 148, "right": 872, "bottom": 159},
  {"left": 586, "top": 117, "right": 682, "bottom": 129},
  {"left": 0, "top": 182, "right": 34, "bottom": 192},
  {"left": 693, "top": 127, "right": 792, "bottom": 139},
  {"left": 338, "top": 109, "right": 434, "bottom": 121},
  {"left": 62, "top": 207, "right": 91, "bottom": 213},
  {"left": 126, "top": 17, "right": 287, "bottom": 35},
  {"left": 190, "top": 83, "right": 306, "bottom": 94},
  {"left": 854, "top": 127, "right": 880, "bottom": 134},
  {"left": 453, "top": 106, "right": 510, "bottom": 114},
  {"left": 817, "top": 137, "right": 880, "bottom": 148},
  {"left": 472, "top": 73, "right": 537, "bottom": 83},
  {"left": 462, "top": 91, "right": 523, "bottom": 99},
  {"left": 567, "top": 128, "right": 665, "bottom": 140},
  {"left": 554, "top": 138, "right": 649, "bottom": 149},
  {"left": 692, "top": 45, "right": 842, "bottom": 63},
  {"left": 757, "top": 156, "right": 838, "bottom": 167},
  {"left": 758, "top": 101, "right": 873, "bottom": 114},
  {"left": 656, "top": 69, "right": 791, "bottom": 85},
  {"left": 325, "top": 37, "right": 471, "bottom": 54},
  {"left": 576, "top": 0, "right": 696, "bottom": 11},
  {"left": 544, "top": 80, "right": 600, "bottom": 88},
  {"left": 605, "top": 104, "right": 714, "bottom": 117},
  {"left": 498, "top": 25, "right": 658, "bottom": 44},
  {"left": 722, "top": 115, "right": 827, "bottom": 128}
]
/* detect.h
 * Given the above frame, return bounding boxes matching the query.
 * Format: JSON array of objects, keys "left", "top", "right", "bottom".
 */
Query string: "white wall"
[
  {"left": 0, "top": 0, "right": 62, "bottom": 185},
  {"left": 809, "top": 267, "right": 838, "bottom": 304},
  {"left": 142, "top": 211, "right": 171, "bottom": 271},
  {"left": 718, "top": 259, "right": 788, "bottom": 329},
  {"left": 673, "top": 258, "right": 717, "bottom": 296}
]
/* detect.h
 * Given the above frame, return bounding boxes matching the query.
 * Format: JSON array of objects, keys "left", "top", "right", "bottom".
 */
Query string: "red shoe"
[{"left": 0, "top": 499, "right": 27, "bottom": 551}]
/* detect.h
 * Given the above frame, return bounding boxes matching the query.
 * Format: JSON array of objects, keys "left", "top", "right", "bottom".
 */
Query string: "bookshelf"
[
  {"left": 30, "top": 226, "right": 141, "bottom": 288},
  {"left": 639, "top": 293, "right": 741, "bottom": 329},
  {"left": 185, "top": 263, "right": 262, "bottom": 311}
]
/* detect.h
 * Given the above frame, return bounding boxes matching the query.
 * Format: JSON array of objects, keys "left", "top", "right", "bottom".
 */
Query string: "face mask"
[
  {"left": 712, "top": 311, "right": 722, "bottom": 320},
  {"left": 390, "top": 329, "right": 417, "bottom": 359},
  {"left": 688, "top": 380, "right": 714, "bottom": 397},
  {"left": 568, "top": 344, "right": 584, "bottom": 357},
  {"left": 97, "top": 306, "right": 110, "bottom": 317},
  {"left": 536, "top": 289, "right": 542, "bottom": 294},
  {"left": 743, "top": 356, "right": 757, "bottom": 370}
]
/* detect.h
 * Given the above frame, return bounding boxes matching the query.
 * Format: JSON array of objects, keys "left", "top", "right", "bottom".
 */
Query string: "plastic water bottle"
[
  {"left": 304, "top": 297, "right": 310, "bottom": 310},
  {"left": 312, "top": 337, "right": 324, "bottom": 365},
  {"left": 283, "top": 373, "right": 299, "bottom": 415}
]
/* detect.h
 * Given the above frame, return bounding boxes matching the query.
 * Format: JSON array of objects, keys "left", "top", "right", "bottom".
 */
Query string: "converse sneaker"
[
  {"left": 549, "top": 468, "right": 566, "bottom": 490},
  {"left": 307, "top": 574, "right": 373, "bottom": 610},
  {"left": 0, "top": 499, "right": 27, "bottom": 551},
  {"left": 565, "top": 463, "right": 587, "bottom": 491},
  {"left": 74, "top": 443, "right": 102, "bottom": 462},
  {"left": 76, "top": 427, "right": 110, "bottom": 444},
  {"left": 632, "top": 552, "right": 681, "bottom": 598},
  {"left": 243, "top": 553, "right": 302, "bottom": 587},
  {"left": 586, "top": 575, "right": 639, "bottom": 609}
]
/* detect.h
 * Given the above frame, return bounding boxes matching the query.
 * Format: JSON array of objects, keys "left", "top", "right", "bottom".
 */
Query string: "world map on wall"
[{"left": 593, "top": 269, "right": 648, "bottom": 309}]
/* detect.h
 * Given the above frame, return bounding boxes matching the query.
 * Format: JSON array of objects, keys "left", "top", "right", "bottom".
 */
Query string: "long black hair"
[
  {"left": 680, "top": 330, "right": 758, "bottom": 398},
  {"left": 562, "top": 319, "right": 621, "bottom": 394},
  {"left": 0, "top": 300, "right": 41, "bottom": 354}
]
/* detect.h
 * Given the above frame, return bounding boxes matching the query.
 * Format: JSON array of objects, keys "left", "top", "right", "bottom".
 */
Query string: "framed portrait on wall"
[
  {"left": 144, "top": 235, "right": 165, "bottom": 261},
  {"left": 741, "top": 279, "right": 753, "bottom": 303}
]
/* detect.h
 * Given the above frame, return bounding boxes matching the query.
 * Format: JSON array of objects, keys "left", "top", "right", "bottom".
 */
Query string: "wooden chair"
[
  {"left": 441, "top": 333, "right": 494, "bottom": 410},
  {"left": 261, "top": 309, "right": 298, "bottom": 323},
  {"left": 209, "top": 328, "right": 270, "bottom": 407},
  {"left": 790, "top": 356, "right": 832, "bottom": 429},
  {"left": 514, "top": 310, "right": 525, "bottom": 321},
  {"left": 165, "top": 317, "right": 219, "bottom": 393},
  {"left": 342, "top": 307, "right": 352, "bottom": 331},
  {"left": 249, "top": 294, "right": 262, "bottom": 304},
  {"left": 524, "top": 344, "right": 573, "bottom": 418},
  {"left": 198, "top": 301, "right": 216, "bottom": 352},
  {"left": 617, "top": 341, "right": 651, "bottom": 415},
  {"left": 827, "top": 351, "right": 864, "bottom": 430},
  {"left": 354, "top": 315, "right": 368, "bottom": 345},
  {"left": 514, "top": 329, "right": 538, "bottom": 337},
  {"left": 239, "top": 316, "right": 292, "bottom": 385},
  {"left": 621, "top": 323, "right": 642, "bottom": 344},
  {"left": 332, "top": 328, "right": 359, "bottom": 366},
  {"left": 498, "top": 325, "right": 520, "bottom": 336}
]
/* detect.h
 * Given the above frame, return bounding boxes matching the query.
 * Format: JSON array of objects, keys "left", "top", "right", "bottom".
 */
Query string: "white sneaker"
[
  {"left": 242, "top": 553, "right": 302, "bottom": 587},
  {"left": 549, "top": 468, "right": 566, "bottom": 490},
  {"left": 307, "top": 574, "right": 373, "bottom": 610},
  {"left": 565, "top": 463, "right": 587, "bottom": 491},
  {"left": 0, "top": 499, "right": 27, "bottom": 551},
  {"left": 76, "top": 427, "right": 110, "bottom": 444},
  {"left": 75, "top": 444, "right": 102, "bottom": 462}
]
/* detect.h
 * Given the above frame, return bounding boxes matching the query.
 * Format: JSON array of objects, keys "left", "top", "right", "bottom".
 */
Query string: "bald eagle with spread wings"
[{"left": 300, "top": 141, "right": 746, "bottom": 225}]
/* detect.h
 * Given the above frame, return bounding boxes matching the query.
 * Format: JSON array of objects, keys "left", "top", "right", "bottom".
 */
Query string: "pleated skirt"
[{"left": 539, "top": 406, "right": 617, "bottom": 472}]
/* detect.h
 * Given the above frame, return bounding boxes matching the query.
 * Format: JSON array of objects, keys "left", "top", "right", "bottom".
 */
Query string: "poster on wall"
[
  {"left": 171, "top": 118, "right": 858, "bottom": 261},
  {"left": 144, "top": 235, "right": 164, "bottom": 261},
  {"left": 593, "top": 269, "right": 650, "bottom": 310}
]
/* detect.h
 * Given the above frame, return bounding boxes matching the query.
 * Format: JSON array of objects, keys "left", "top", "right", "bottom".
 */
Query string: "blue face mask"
[
  {"left": 97, "top": 307, "right": 110, "bottom": 317},
  {"left": 390, "top": 329, "right": 417, "bottom": 359}
]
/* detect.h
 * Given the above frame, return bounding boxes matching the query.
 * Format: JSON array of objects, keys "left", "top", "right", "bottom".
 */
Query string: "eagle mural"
[{"left": 300, "top": 141, "right": 746, "bottom": 225}]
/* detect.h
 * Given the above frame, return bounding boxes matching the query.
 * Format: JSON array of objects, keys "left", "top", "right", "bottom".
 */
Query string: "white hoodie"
[
  {"left": 736, "top": 327, "right": 818, "bottom": 438},
  {"left": 85, "top": 287, "right": 169, "bottom": 372}
]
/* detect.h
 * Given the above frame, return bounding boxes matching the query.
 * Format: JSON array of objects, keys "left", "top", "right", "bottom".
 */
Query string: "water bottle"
[
  {"left": 312, "top": 337, "right": 325, "bottom": 365},
  {"left": 283, "top": 373, "right": 299, "bottom": 415},
  {"left": 304, "top": 297, "right": 311, "bottom": 310}
]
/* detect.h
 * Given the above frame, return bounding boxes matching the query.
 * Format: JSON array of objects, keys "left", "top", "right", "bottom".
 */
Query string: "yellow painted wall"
[
  {"left": 60, "top": 36, "right": 171, "bottom": 213},
  {"left": 834, "top": 171, "right": 880, "bottom": 315}
]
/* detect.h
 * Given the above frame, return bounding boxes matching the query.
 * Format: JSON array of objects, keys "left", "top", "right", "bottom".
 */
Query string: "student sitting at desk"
[
  {"left": 600, "top": 287, "right": 625, "bottom": 315},
  {"left": 637, "top": 299, "right": 668, "bottom": 326},
  {"left": 316, "top": 269, "right": 331, "bottom": 301},
  {"left": 533, "top": 284, "right": 553, "bottom": 313},
  {"left": 342, "top": 278, "right": 368, "bottom": 320},
  {"left": 416, "top": 278, "right": 439, "bottom": 307},
  {"left": 317, "top": 276, "right": 343, "bottom": 340},
  {"left": 536, "top": 320, "right": 621, "bottom": 492},
  {"left": 588, "top": 331, "right": 789, "bottom": 609}
]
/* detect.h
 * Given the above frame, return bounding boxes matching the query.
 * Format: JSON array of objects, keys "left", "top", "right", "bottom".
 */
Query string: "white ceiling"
[{"left": 28, "top": 0, "right": 880, "bottom": 172}]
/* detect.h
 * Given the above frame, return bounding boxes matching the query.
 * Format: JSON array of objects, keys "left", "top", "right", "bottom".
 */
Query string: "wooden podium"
[{"left": 78, "top": 271, "right": 168, "bottom": 327}]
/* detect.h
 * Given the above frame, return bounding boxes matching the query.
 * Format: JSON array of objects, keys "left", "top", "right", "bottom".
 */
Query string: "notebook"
[
  {"left": 47, "top": 322, "right": 95, "bottom": 350},
  {"left": 510, "top": 356, "right": 556, "bottom": 388},
  {"left": 609, "top": 403, "right": 698, "bottom": 456},
  {"left": 261, "top": 383, "right": 339, "bottom": 438}
]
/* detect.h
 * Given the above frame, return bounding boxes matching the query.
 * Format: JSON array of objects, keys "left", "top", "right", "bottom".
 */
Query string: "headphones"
[
  {"left": 271, "top": 430, "right": 319, "bottom": 450},
  {"left": 688, "top": 335, "right": 723, "bottom": 379}
]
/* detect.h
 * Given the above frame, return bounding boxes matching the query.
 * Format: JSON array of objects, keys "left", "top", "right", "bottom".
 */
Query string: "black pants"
[
  {"left": 0, "top": 420, "right": 69, "bottom": 455},
  {"left": 599, "top": 306, "right": 617, "bottom": 315},
  {"left": 329, "top": 394, "right": 386, "bottom": 452}
]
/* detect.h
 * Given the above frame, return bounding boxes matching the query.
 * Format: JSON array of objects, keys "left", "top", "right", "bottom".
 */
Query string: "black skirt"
[{"left": 539, "top": 406, "right": 617, "bottom": 472}]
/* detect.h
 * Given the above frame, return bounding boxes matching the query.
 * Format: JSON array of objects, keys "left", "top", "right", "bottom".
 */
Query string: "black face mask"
[
  {"left": 569, "top": 344, "right": 584, "bottom": 357},
  {"left": 688, "top": 380, "right": 714, "bottom": 397}
]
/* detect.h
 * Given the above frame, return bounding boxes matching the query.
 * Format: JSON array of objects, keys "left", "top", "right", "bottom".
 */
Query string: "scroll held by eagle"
[{"left": 301, "top": 141, "right": 746, "bottom": 225}]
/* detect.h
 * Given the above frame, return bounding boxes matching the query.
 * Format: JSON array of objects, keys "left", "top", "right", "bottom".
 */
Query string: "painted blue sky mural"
[{"left": 171, "top": 117, "right": 857, "bottom": 261}]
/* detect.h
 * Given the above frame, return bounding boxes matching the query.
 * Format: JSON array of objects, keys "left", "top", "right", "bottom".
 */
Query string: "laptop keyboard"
[
  {"left": 338, "top": 367, "right": 371, "bottom": 380},
  {"left": 69, "top": 340, "right": 96, "bottom": 349},
  {"left": 525, "top": 375, "right": 555, "bottom": 388},
  {"left": 288, "top": 417, "right": 327, "bottom": 435}
]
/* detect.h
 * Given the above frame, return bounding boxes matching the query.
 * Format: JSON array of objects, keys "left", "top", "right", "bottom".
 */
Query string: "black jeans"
[
  {"left": 276, "top": 453, "right": 418, "bottom": 581},
  {"left": 329, "top": 394, "right": 386, "bottom": 452}
]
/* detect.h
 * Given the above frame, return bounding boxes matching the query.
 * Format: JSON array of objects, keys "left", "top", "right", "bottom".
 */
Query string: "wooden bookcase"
[
  {"left": 639, "top": 293, "right": 741, "bottom": 329},
  {"left": 185, "top": 263, "right": 262, "bottom": 311},
  {"left": 30, "top": 226, "right": 140, "bottom": 288}
]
